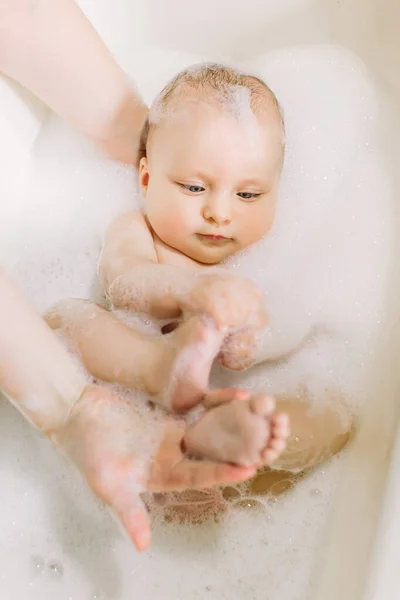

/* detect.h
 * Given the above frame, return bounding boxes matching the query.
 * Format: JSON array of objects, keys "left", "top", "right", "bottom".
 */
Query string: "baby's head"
[{"left": 139, "top": 64, "right": 285, "bottom": 265}]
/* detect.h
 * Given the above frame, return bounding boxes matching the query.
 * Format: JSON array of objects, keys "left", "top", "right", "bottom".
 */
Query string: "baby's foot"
[
  {"left": 182, "top": 390, "right": 290, "bottom": 467},
  {"left": 148, "top": 317, "right": 223, "bottom": 412}
]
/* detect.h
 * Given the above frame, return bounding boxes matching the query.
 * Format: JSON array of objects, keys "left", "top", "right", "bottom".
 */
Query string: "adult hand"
[
  {"left": 52, "top": 385, "right": 256, "bottom": 551},
  {"left": 94, "top": 97, "right": 149, "bottom": 166},
  {"left": 0, "top": 0, "right": 148, "bottom": 167}
]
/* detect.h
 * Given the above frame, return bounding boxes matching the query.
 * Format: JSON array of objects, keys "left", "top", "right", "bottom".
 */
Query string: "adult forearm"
[
  {"left": 0, "top": 268, "right": 86, "bottom": 434},
  {"left": 0, "top": 0, "right": 147, "bottom": 163}
]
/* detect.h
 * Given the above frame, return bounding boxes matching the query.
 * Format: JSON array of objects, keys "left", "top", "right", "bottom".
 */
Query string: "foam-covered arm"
[
  {"left": 0, "top": 0, "right": 147, "bottom": 163},
  {"left": 0, "top": 268, "right": 86, "bottom": 434},
  {"left": 108, "top": 264, "right": 200, "bottom": 319}
]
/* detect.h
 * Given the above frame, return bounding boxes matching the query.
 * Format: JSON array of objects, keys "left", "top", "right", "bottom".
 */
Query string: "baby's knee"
[{"left": 44, "top": 298, "right": 100, "bottom": 330}]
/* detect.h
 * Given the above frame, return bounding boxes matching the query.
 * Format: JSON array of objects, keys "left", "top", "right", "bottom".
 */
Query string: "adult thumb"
[{"left": 110, "top": 492, "right": 152, "bottom": 552}]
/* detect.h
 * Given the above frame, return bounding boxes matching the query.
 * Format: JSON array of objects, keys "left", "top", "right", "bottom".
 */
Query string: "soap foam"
[{"left": 0, "top": 45, "right": 396, "bottom": 600}]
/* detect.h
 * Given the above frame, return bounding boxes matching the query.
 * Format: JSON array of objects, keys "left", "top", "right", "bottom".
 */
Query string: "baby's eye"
[
  {"left": 181, "top": 184, "right": 205, "bottom": 193},
  {"left": 237, "top": 191, "right": 260, "bottom": 200}
]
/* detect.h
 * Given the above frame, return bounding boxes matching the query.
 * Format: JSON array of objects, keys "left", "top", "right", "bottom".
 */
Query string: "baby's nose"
[{"left": 203, "top": 197, "right": 232, "bottom": 225}]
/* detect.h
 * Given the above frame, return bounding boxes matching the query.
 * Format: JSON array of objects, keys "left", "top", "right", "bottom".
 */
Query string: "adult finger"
[
  {"left": 202, "top": 388, "right": 250, "bottom": 409},
  {"left": 96, "top": 460, "right": 152, "bottom": 552},
  {"left": 161, "top": 458, "right": 256, "bottom": 491},
  {"left": 110, "top": 491, "right": 152, "bottom": 552}
]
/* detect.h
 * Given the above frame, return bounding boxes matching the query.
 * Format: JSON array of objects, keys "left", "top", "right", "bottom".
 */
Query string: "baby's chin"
[{"left": 183, "top": 241, "right": 240, "bottom": 266}]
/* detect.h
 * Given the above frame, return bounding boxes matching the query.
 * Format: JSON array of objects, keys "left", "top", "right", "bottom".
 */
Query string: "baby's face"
[{"left": 140, "top": 101, "right": 283, "bottom": 265}]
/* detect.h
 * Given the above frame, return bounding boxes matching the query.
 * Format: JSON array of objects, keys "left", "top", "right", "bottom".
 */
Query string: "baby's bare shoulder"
[
  {"left": 106, "top": 210, "right": 150, "bottom": 238},
  {"left": 103, "top": 210, "right": 156, "bottom": 258},
  {"left": 99, "top": 211, "right": 158, "bottom": 290}
]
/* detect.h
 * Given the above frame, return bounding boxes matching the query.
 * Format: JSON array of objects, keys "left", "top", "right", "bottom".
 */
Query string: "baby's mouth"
[{"left": 196, "top": 233, "right": 233, "bottom": 245}]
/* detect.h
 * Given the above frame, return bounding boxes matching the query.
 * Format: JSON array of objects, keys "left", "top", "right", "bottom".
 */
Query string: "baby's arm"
[
  {"left": 99, "top": 211, "right": 196, "bottom": 318},
  {"left": 99, "top": 211, "right": 266, "bottom": 328}
]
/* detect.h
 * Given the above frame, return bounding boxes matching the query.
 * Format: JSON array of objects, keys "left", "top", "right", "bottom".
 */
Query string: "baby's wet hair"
[{"left": 139, "top": 63, "right": 285, "bottom": 160}]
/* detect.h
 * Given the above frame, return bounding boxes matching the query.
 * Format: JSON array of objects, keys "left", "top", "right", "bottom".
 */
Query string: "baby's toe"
[
  {"left": 249, "top": 394, "right": 275, "bottom": 417},
  {"left": 272, "top": 413, "right": 291, "bottom": 438},
  {"left": 261, "top": 438, "right": 287, "bottom": 464},
  {"left": 268, "top": 437, "right": 287, "bottom": 453},
  {"left": 261, "top": 447, "right": 282, "bottom": 464},
  {"left": 259, "top": 415, "right": 290, "bottom": 465}
]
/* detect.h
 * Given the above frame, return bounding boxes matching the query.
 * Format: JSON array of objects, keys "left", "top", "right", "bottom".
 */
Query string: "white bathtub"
[{"left": 1, "top": 1, "right": 400, "bottom": 599}]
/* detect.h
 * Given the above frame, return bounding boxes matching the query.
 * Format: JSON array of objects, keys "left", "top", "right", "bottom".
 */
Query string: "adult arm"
[{"left": 0, "top": 0, "right": 147, "bottom": 164}]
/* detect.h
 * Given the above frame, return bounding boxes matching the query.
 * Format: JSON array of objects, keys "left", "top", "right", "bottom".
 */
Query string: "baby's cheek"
[
  {"left": 158, "top": 214, "right": 178, "bottom": 239},
  {"left": 243, "top": 203, "right": 276, "bottom": 244},
  {"left": 165, "top": 214, "right": 188, "bottom": 244},
  {"left": 159, "top": 202, "right": 197, "bottom": 239},
  {"left": 147, "top": 200, "right": 180, "bottom": 239}
]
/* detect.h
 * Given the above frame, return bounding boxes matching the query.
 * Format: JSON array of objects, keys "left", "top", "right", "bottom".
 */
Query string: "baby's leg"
[{"left": 44, "top": 299, "right": 222, "bottom": 411}]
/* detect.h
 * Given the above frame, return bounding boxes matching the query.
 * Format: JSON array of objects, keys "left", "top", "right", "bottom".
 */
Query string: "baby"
[{"left": 45, "top": 64, "right": 352, "bottom": 485}]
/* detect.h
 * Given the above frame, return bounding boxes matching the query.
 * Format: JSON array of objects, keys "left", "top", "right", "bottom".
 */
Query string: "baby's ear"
[
  {"left": 138, "top": 116, "right": 149, "bottom": 163},
  {"left": 139, "top": 157, "right": 150, "bottom": 194}
]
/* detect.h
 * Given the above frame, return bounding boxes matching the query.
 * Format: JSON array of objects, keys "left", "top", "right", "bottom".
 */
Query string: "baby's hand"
[
  {"left": 181, "top": 273, "right": 266, "bottom": 332},
  {"left": 219, "top": 327, "right": 261, "bottom": 371}
]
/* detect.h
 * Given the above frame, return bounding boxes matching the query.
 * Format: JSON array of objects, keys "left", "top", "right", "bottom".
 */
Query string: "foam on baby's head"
[{"left": 141, "top": 63, "right": 285, "bottom": 159}]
